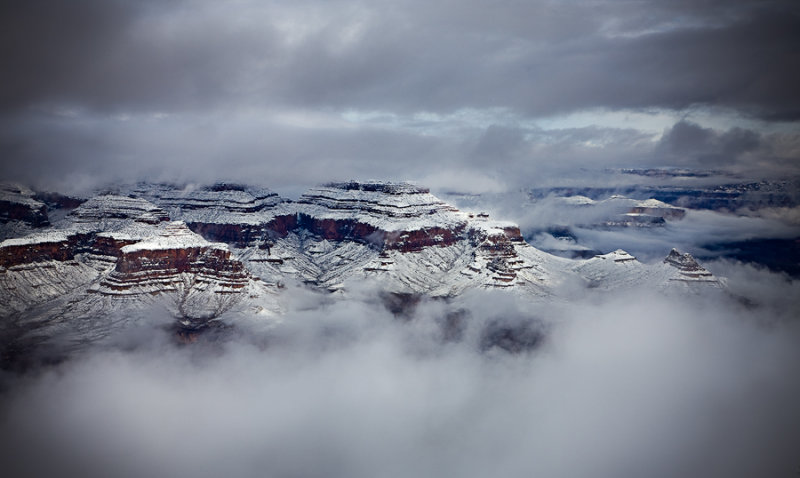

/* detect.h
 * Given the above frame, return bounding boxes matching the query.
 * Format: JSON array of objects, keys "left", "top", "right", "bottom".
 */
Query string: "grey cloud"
[
  {"left": 0, "top": 110, "right": 455, "bottom": 193},
  {"left": 443, "top": 183, "right": 800, "bottom": 263},
  {"left": 656, "top": 120, "right": 763, "bottom": 167},
  {"left": 0, "top": 0, "right": 137, "bottom": 111},
  {"left": 0, "top": 0, "right": 281, "bottom": 114},
  {"left": 0, "top": 0, "right": 797, "bottom": 193},
  {"left": 1, "top": 272, "right": 798, "bottom": 478},
  {"left": 650, "top": 120, "right": 800, "bottom": 178},
  {"left": 470, "top": 125, "right": 528, "bottom": 162},
  {"left": 2, "top": 0, "right": 798, "bottom": 119},
  {"left": 569, "top": 207, "right": 800, "bottom": 262},
  {"left": 559, "top": 6, "right": 800, "bottom": 120},
  {"left": 267, "top": 1, "right": 800, "bottom": 120}
]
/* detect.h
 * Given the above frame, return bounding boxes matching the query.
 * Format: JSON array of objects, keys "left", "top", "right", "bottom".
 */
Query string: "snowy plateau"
[{"left": 0, "top": 180, "right": 724, "bottom": 366}]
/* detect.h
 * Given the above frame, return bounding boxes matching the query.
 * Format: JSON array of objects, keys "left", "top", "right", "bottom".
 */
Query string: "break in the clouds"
[{"left": 1, "top": 0, "right": 798, "bottom": 190}]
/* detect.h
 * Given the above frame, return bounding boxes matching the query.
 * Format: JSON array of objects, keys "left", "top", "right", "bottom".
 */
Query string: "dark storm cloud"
[
  {"left": 1, "top": 0, "right": 798, "bottom": 118},
  {"left": 0, "top": 0, "right": 134, "bottom": 111},
  {"left": 278, "top": 0, "right": 800, "bottom": 119},
  {"left": 0, "top": 0, "right": 281, "bottom": 113},
  {"left": 0, "top": 0, "right": 797, "bottom": 190},
  {"left": 656, "top": 120, "right": 762, "bottom": 166},
  {"left": 0, "top": 109, "right": 457, "bottom": 193}
]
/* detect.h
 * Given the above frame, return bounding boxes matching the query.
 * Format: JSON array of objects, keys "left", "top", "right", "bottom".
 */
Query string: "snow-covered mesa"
[{"left": 0, "top": 180, "right": 727, "bottom": 357}]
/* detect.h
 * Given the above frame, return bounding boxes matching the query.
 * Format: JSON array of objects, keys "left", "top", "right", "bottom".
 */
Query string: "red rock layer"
[
  {"left": 0, "top": 233, "right": 144, "bottom": 268},
  {"left": 187, "top": 214, "right": 298, "bottom": 248},
  {"left": 470, "top": 226, "right": 531, "bottom": 286},
  {"left": 0, "top": 233, "right": 96, "bottom": 268},
  {"left": 295, "top": 214, "right": 467, "bottom": 253},
  {"left": 384, "top": 225, "right": 466, "bottom": 252},
  {"left": 102, "top": 246, "right": 249, "bottom": 293},
  {"left": 298, "top": 215, "right": 379, "bottom": 243},
  {"left": 0, "top": 240, "right": 74, "bottom": 268},
  {"left": 90, "top": 236, "right": 141, "bottom": 258}
]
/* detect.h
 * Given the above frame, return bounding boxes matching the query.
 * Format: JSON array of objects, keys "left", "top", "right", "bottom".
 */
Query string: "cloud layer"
[
  {"left": 1, "top": 266, "right": 798, "bottom": 478},
  {"left": 1, "top": 0, "right": 798, "bottom": 191},
  {"left": 3, "top": 1, "right": 799, "bottom": 118}
]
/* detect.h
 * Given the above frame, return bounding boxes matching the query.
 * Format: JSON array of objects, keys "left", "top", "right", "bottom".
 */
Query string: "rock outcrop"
[
  {"left": 99, "top": 222, "right": 249, "bottom": 297},
  {"left": 132, "top": 182, "right": 292, "bottom": 248},
  {"left": 630, "top": 199, "right": 686, "bottom": 220},
  {"left": 0, "top": 180, "right": 728, "bottom": 350},
  {"left": 0, "top": 232, "right": 80, "bottom": 268},
  {"left": 296, "top": 181, "right": 468, "bottom": 251},
  {"left": 0, "top": 231, "right": 99, "bottom": 317},
  {"left": 70, "top": 195, "right": 170, "bottom": 226},
  {"left": 460, "top": 221, "right": 534, "bottom": 287},
  {"left": 663, "top": 248, "right": 718, "bottom": 283}
]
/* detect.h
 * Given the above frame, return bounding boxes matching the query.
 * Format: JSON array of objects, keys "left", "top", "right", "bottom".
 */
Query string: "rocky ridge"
[
  {"left": 1, "top": 180, "right": 725, "bottom": 363},
  {"left": 663, "top": 248, "right": 718, "bottom": 283}
]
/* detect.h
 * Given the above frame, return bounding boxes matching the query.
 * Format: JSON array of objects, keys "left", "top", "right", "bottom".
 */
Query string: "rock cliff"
[
  {"left": 0, "top": 180, "right": 726, "bottom": 358},
  {"left": 99, "top": 222, "right": 249, "bottom": 298}
]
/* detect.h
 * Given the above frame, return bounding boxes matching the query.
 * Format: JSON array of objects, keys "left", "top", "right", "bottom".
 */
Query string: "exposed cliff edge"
[{"left": 0, "top": 180, "right": 725, "bottom": 363}]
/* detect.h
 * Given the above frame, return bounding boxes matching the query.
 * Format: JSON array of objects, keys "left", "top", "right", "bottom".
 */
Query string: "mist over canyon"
[
  {"left": 2, "top": 0, "right": 799, "bottom": 476},
  {"left": 0, "top": 178, "right": 798, "bottom": 478}
]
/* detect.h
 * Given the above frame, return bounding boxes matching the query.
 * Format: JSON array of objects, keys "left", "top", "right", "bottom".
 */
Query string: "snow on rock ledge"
[
  {"left": 0, "top": 231, "right": 83, "bottom": 268},
  {"left": 120, "top": 221, "right": 227, "bottom": 253},
  {"left": 131, "top": 183, "right": 294, "bottom": 248},
  {"left": 99, "top": 222, "right": 249, "bottom": 296},
  {"left": 663, "top": 248, "right": 719, "bottom": 283},
  {"left": 70, "top": 195, "right": 169, "bottom": 226},
  {"left": 296, "top": 181, "right": 471, "bottom": 252},
  {"left": 298, "top": 181, "right": 467, "bottom": 230}
]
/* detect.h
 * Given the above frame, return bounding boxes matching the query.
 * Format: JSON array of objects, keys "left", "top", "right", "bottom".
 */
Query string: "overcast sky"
[{"left": 1, "top": 0, "right": 798, "bottom": 193}]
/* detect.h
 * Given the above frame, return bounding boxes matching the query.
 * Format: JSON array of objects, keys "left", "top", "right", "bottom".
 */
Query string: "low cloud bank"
[
  {"left": 1, "top": 262, "right": 798, "bottom": 478},
  {"left": 444, "top": 188, "right": 800, "bottom": 265}
]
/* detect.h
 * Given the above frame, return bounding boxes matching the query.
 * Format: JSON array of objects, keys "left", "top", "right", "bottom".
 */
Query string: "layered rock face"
[
  {"left": 1, "top": 180, "right": 726, "bottom": 336},
  {"left": 463, "top": 222, "right": 534, "bottom": 288},
  {"left": 663, "top": 248, "right": 718, "bottom": 283},
  {"left": 70, "top": 195, "right": 170, "bottom": 226},
  {"left": 124, "top": 183, "right": 547, "bottom": 292},
  {"left": 279, "top": 181, "right": 564, "bottom": 294},
  {"left": 100, "top": 222, "right": 249, "bottom": 297},
  {"left": 0, "top": 192, "right": 173, "bottom": 315},
  {"left": 0, "top": 232, "right": 80, "bottom": 268},
  {"left": 1, "top": 203, "right": 256, "bottom": 324},
  {"left": 296, "top": 182, "right": 468, "bottom": 252},
  {"left": 571, "top": 248, "right": 722, "bottom": 292},
  {"left": 0, "top": 232, "right": 98, "bottom": 317},
  {"left": 133, "top": 183, "right": 293, "bottom": 248},
  {"left": 144, "top": 182, "right": 283, "bottom": 214}
]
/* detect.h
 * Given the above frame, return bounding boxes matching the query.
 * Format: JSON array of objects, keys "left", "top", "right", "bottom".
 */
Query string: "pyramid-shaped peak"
[
  {"left": 596, "top": 249, "right": 637, "bottom": 262},
  {"left": 663, "top": 248, "right": 720, "bottom": 284},
  {"left": 664, "top": 248, "right": 703, "bottom": 271}
]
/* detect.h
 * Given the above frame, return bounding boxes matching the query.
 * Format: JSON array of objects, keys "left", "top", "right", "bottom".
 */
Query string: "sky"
[{"left": 1, "top": 0, "right": 799, "bottom": 193}]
